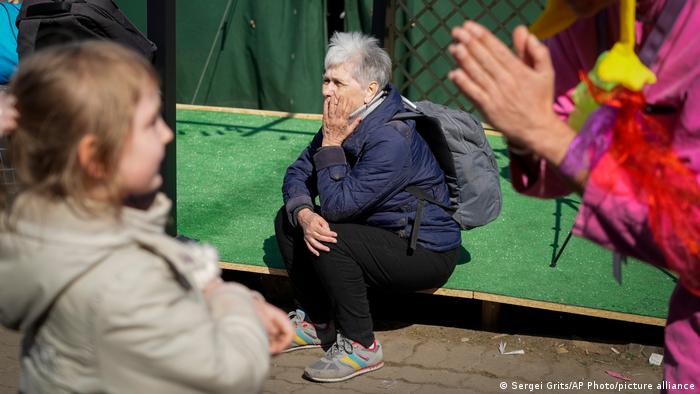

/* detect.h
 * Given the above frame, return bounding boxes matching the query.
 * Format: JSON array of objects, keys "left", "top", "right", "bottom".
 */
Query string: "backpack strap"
[
  {"left": 387, "top": 115, "right": 453, "bottom": 212},
  {"left": 404, "top": 184, "right": 454, "bottom": 251},
  {"left": 391, "top": 111, "right": 422, "bottom": 121},
  {"left": 638, "top": 0, "right": 686, "bottom": 67},
  {"left": 388, "top": 116, "right": 453, "bottom": 252},
  {"left": 404, "top": 184, "right": 451, "bottom": 211},
  {"left": 406, "top": 186, "right": 425, "bottom": 253}
]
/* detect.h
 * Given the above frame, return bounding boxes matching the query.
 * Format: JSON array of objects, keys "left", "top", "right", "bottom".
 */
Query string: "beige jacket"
[{"left": 0, "top": 193, "right": 270, "bottom": 393}]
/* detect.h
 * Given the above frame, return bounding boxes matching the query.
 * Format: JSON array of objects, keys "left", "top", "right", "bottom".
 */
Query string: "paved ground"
[
  {"left": 263, "top": 322, "right": 664, "bottom": 394},
  {"left": 0, "top": 324, "right": 661, "bottom": 394},
  {"left": 0, "top": 274, "right": 669, "bottom": 393},
  {"left": 0, "top": 322, "right": 665, "bottom": 394},
  {"left": 0, "top": 328, "right": 20, "bottom": 394}
]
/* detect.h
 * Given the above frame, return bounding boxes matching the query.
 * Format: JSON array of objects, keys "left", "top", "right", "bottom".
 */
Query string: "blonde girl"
[{"left": 0, "top": 41, "right": 291, "bottom": 393}]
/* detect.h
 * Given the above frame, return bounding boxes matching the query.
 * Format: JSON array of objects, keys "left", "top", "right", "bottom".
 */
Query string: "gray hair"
[{"left": 324, "top": 32, "right": 392, "bottom": 89}]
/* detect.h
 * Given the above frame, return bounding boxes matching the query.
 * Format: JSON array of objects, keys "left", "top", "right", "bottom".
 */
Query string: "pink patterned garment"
[{"left": 508, "top": 1, "right": 700, "bottom": 391}]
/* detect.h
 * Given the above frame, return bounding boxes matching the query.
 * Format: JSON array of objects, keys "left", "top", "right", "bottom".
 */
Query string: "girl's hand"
[
  {"left": 201, "top": 277, "right": 224, "bottom": 297},
  {"left": 202, "top": 281, "right": 293, "bottom": 354},
  {"left": 252, "top": 298, "right": 294, "bottom": 355},
  {"left": 0, "top": 93, "right": 18, "bottom": 136}
]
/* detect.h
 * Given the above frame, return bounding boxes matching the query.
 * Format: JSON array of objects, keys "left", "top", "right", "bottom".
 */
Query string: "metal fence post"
[{"left": 148, "top": 0, "right": 177, "bottom": 235}]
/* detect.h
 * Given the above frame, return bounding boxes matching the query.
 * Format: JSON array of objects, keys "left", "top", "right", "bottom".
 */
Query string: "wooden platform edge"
[
  {"left": 471, "top": 291, "right": 666, "bottom": 327},
  {"left": 175, "top": 104, "right": 503, "bottom": 137},
  {"left": 218, "top": 261, "right": 666, "bottom": 327},
  {"left": 176, "top": 104, "right": 323, "bottom": 120},
  {"left": 219, "top": 261, "right": 289, "bottom": 276}
]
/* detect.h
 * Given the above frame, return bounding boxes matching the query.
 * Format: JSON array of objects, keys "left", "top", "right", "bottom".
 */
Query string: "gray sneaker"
[
  {"left": 303, "top": 333, "right": 384, "bottom": 383},
  {"left": 284, "top": 309, "right": 334, "bottom": 353}
]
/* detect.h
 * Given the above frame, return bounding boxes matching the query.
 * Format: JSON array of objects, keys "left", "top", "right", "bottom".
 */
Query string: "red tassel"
[{"left": 586, "top": 82, "right": 700, "bottom": 292}]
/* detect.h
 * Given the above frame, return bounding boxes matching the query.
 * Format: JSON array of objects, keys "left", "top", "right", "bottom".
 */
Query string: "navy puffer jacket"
[{"left": 282, "top": 85, "right": 460, "bottom": 252}]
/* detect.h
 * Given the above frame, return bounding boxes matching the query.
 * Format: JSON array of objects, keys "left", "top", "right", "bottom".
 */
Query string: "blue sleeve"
[
  {"left": 0, "top": 4, "right": 20, "bottom": 84},
  {"left": 282, "top": 131, "right": 323, "bottom": 226},
  {"left": 314, "top": 126, "right": 412, "bottom": 221}
]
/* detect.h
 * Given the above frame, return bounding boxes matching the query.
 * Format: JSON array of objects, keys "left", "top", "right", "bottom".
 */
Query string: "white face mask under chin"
[
  {"left": 347, "top": 104, "right": 365, "bottom": 121},
  {"left": 348, "top": 89, "right": 388, "bottom": 121}
]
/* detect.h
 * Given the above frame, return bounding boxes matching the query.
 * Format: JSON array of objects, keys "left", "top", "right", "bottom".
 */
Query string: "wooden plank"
[
  {"left": 217, "top": 261, "right": 666, "bottom": 327},
  {"left": 176, "top": 104, "right": 503, "bottom": 137},
  {"left": 481, "top": 124, "right": 503, "bottom": 136},
  {"left": 177, "top": 104, "right": 322, "bottom": 120},
  {"left": 419, "top": 287, "right": 475, "bottom": 298},
  {"left": 473, "top": 291, "right": 666, "bottom": 327},
  {"left": 218, "top": 261, "right": 288, "bottom": 276}
]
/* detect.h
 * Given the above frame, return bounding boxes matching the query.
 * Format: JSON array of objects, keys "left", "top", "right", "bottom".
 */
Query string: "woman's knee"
[{"left": 312, "top": 240, "right": 360, "bottom": 279}]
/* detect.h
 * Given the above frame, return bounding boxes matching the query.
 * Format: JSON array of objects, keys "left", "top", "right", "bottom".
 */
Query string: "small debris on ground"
[
  {"left": 499, "top": 341, "right": 525, "bottom": 355},
  {"left": 648, "top": 353, "right": 663, "bottom": 366},
  {"left": 606, "top": 370, "right": 632, "bottom": 381},
  {"left": 379, "top": 379, "right": 398, "bottom": 389}
]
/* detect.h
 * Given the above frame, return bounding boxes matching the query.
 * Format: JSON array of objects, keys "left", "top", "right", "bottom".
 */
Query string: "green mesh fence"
[
  {"left": 115, "top": 0, "right": 544, "bottom": 113},
  {"left": 384, "top": 0, "right": 545, "bottom": 112}
]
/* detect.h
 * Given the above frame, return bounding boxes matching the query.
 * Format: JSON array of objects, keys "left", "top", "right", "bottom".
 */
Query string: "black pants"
[{"left": 274, "top": 207, "right": 459, "bottom": 347}]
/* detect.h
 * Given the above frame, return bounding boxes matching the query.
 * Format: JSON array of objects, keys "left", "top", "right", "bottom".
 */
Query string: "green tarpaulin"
[{"left": 117, "top": 1, "right": 543, "bottom": 113}]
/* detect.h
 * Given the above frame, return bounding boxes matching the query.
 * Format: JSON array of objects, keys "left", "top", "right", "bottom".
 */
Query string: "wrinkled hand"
[
  {"left": 297, "top": 208, "right": 337, "bottom": 256},
  {"left": 0, "top": 93, "right": 18, "bottom": 136},
  {"left": 322, "top": 94, "right": 362, "bottom": 147},
  {"left": 251, "top": 298, "right": 294, "bottom": 355},
  {"left": 448, "top": 22, "right": 574, "bottom": 165}
]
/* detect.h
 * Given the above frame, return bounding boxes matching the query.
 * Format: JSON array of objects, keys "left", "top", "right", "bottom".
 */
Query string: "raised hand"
[
  {"left": 321, "top": 94, "right": 362, "bottom": 147},
  {"left": 448, "top": 22, "right": 574, "bottom": 166}
]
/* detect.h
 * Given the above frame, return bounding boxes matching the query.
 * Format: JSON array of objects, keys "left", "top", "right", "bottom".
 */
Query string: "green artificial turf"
[{"left": 176, "top": 109, "right": 676, "bottom": 319}]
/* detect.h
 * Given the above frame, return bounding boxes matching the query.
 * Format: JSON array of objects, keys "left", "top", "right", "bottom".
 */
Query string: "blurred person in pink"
[{"left": 448, "top": 0, "right": 700, "bottom": 391}]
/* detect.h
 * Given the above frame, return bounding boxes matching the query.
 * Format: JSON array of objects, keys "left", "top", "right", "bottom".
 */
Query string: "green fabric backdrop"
[
  {"left": 116, "top": 1, "right": 542, "bottom": 113},
  {"left": 174, "top": 0, "right": 326, "bottom": 112},
  {"left": 117, "top": 0, "right": 327, "bottom": 113}
]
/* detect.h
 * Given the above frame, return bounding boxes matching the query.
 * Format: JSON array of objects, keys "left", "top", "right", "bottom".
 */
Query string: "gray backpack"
[{"left": 391, "top": 98, "right": 502, "bottom": 237}]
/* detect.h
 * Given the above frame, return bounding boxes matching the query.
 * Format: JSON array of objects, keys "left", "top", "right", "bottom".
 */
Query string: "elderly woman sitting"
[{"left": 274, "top": 32, "right": 460, "bottom": 382}]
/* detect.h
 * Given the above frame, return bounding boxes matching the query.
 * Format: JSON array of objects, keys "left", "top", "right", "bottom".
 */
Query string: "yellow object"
[
  {"left": 569, "top": 54, "right": 614, "bottom": 131},
  {"left": 598, "top": 43, "right": 656, "bottom": 90},
  {"left": 529, "top": 0, "right": 657, "bottom": 91},
  {"left": 596, "top": 0, "right": 656, "bottom": 90},
  {"left": 529, "top": 0, "right": 579, "bottom": 40},
  {"left": 569, "top": 84, "right": 600, "bottom": 131}
]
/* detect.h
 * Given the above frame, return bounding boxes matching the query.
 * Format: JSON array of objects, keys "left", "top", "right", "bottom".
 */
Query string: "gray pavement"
[
  {"left": 0, "top": 328, "right": 20, "bottom": 394},
  {"left": 263, "top": 323, "right": 664, "bottom": 394},
  {"left": 0, "top": 312, "right": 666, "bottom": 394}
]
